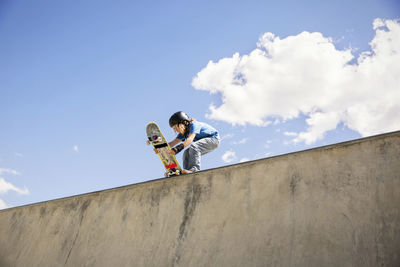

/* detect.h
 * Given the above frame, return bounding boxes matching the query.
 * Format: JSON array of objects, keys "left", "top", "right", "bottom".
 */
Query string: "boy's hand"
[{"left": 167, "top": 149, "right": 176, "bottom": 156}]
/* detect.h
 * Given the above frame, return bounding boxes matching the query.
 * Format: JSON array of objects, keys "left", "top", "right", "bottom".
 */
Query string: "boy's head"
[
  {"left": 169, "top": 111, "right": 190, "bottom": 135},
  {"left": 169, "top": 111, "right": 190, "bottom": 127}
]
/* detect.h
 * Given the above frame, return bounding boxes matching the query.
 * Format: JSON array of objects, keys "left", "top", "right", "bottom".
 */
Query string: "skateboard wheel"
[{"left": 146, "top": 140, "right": 151, "bottom": 145}]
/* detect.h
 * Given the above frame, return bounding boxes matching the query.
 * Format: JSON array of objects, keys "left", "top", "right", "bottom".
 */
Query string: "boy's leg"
[
  {"left": 183, "top": 147, "right": 191, "bottom": 170},
  {"left": 182, "top": 137, "right": 219, "bottom": 171}
]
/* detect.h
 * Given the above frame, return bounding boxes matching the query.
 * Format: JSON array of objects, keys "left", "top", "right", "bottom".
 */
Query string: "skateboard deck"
[{"left": 146, "top": 122, "right": 182, "bottom": 177}]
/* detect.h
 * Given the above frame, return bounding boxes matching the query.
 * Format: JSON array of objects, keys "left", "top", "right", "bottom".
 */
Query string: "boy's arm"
[
  {"left": 168, "top": 133, "right": 196, "bottom": 155},
  {"left": 182, "top": 133, "right": 196, "bottom": 148},
  {"left": 168, "top": 138, "right": 181, "bottom": 148},
  {"left": 154, "top": 138, "right": 181, "bottom": 154}
]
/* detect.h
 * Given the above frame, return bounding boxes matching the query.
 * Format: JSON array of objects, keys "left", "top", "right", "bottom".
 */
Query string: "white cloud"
[
  {"left": 73, "top": 145, "right": 79, "bottom": 152},
  {"left": 0, "top": 178, "right": 29, "bottom": 195},
  {"left": 240, "top": 158, "right": 250, "bottom": 163},
  {"left": 192, "top": 18, "right": 400, "bottom": 144},
  {"left": 0, "top": 168, "right": 29, "bottom": 209},
  {"left": 0, "top": 168, "right": 20, "bottom": 176},
  {"left": 0, "top": 199, "right": 8, "bottom": 209},
  {"left": 232, "top": 138, "right": 248, "bottom": 145},
  {"left": 221, "top": 133, "right": 234, "bottom": 140},
  {"left": 264, "top": 140, "right": 272, "bottom": 149},
  {"left": 222, "top": 150, "right": 237, "bottom": 163},
  {"left": 0, "top": 168, "right": 29, "bottom": 196},
  {"left": 284, "top": 132, "right": 298, "bottom": 137}
]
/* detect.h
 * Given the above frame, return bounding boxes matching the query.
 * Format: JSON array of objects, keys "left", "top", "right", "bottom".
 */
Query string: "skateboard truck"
[
  {"left": 146, "top": 136, "right": 162, "bottom": 145},
  {"left": 164, "top": 168, "right": 181, "bottom": 177}
]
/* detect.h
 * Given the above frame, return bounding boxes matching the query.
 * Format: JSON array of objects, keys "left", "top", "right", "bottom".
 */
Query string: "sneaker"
[{"left": 182, "top": 169, "right": 194, "bottom": 174}]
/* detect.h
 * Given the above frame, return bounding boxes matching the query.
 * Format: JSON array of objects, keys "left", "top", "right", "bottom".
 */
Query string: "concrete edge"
[{"left": 1, "top": 130, "right": 399, "bottom": 212}]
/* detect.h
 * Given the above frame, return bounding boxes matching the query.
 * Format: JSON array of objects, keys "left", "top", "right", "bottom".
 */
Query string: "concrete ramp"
[{"left": 1, "top": 131, "right": 400, "bottom": 267}]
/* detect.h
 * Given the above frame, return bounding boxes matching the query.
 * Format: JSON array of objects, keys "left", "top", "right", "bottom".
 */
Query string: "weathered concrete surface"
[{"left": 1, "top": 132, "right": 400, "bottom": 267}]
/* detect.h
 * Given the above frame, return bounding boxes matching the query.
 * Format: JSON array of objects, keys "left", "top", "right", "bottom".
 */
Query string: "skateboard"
[{"left": 146, "top": 122, "right": 182, "bottom": 177}]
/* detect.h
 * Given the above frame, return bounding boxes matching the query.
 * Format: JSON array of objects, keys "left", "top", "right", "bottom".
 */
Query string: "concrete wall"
[{"left": 1, "top": 131, "right": 399, "bottom": 267}]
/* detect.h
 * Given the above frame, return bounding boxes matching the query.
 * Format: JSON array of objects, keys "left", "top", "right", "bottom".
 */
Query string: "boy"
[{"left": 157, "top": 111, "right": 220, "bottom": 174}]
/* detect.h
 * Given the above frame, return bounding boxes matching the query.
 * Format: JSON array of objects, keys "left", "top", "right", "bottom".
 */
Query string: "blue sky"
[{"left": 1, "top": 0, "right": 399, "bottom": 209}]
